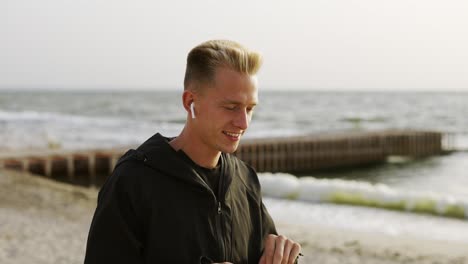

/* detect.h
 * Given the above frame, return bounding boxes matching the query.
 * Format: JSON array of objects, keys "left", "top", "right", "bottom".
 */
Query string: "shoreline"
[
  {"left": 275, "top": 221, "right": 468, "bottom": 264},
  {"left": 1, "top": 169, "right": 467, "bottom": 264}
]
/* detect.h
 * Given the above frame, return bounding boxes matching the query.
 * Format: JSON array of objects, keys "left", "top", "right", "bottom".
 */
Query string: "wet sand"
[
  {"left": 0, "top": 169, "right": 97, "bottom": 264},
  {"left": 1, "top": 169, "right": 467, "bottom": 264}
]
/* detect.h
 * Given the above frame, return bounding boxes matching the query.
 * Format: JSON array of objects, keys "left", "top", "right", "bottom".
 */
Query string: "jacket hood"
[{"left": 135, "top": 133, "right": 236, "bottom": 198}]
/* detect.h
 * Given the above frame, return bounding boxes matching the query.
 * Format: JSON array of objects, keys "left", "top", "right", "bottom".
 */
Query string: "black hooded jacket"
[{"left": 84, "top": 133, "right": 277, "bottom": 263}]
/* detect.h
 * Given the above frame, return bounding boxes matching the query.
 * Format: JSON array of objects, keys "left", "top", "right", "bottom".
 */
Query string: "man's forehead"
[
  {"left": 216, "top": 86, "right": 258, "bottom": 105},
  {"left": 201, "top": 68, "right": 259, "bottom": 103}
]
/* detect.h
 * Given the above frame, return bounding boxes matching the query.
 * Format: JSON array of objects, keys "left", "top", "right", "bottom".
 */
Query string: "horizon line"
[{"left": 1, "top": 87, "right": 468, "bottom": 93}]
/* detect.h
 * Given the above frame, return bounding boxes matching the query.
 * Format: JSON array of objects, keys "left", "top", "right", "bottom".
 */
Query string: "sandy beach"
[
  {"left": 1, "top": 168, "right": 467, "bottom": 264},
  {"left": 275, "top": 222, "right": 468, "bottom": 264}
]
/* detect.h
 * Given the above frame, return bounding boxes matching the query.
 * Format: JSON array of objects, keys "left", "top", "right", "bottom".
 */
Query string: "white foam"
[
  {"left": 264, "top": 197, "right": 468, "bottom": 243},
  {"left": 259, "top": 172, "right": 468, "bottom": 219},
  {"left": 259, "top": 173, "right": 300, "bottom": 199}
]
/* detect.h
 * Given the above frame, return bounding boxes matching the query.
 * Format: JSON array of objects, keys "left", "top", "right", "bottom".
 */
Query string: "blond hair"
[{"left": 183, "top": 40, "right": 262, "bottom": 91}]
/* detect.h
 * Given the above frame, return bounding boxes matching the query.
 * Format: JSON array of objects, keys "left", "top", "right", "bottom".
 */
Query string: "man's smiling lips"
[{"left": 223, "top": 131, "right": 243, "bottom": 141}]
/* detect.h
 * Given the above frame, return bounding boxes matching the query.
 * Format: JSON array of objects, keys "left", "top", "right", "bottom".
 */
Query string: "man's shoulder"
[
  {"left": 106, "top": 149, "right": 156, "bottom": 187},
  {"left": 225, "top": 152, "right": 254, "bottom": 174},
  {"left": 225, "top": 153, "right": 262, "bottom": 192},
  {"left": 113, "top": 149, "right": 153, "bottom": 174}
]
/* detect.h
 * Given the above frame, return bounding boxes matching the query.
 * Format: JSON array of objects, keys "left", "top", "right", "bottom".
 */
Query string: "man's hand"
[{"left": 259, "top": 234, "right": 301, "bottom": 264}]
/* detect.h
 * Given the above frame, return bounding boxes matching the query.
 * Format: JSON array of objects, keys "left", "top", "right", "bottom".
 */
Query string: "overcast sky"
[{"left": 2, "top": 0, "right": 468, "bottom": 91}]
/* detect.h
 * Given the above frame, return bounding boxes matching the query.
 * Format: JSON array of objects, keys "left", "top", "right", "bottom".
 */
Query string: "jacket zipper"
[
  {"left": 195, "top": 155, "right": 228, "bottom": 262},
  {"left": 215, "top": 200, "right": 226, "bottom": 261},
  {"left": 217, "top": 155, "right": 228, "bottom": 261},
  {"left": 215, "top": 199, "right": 226, "bottom": 261}
]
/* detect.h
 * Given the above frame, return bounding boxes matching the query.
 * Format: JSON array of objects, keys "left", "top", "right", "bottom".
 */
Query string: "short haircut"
[{"left": 184, "top": 39, "right": 262, "bottom": 91}]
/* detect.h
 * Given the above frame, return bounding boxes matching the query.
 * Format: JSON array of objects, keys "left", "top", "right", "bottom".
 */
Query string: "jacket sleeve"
[
  {"left": 261, "top": 200, "right": 277, "bottom": 238},
  {"left": 245, "top": 164, "right": 278, "bottom": 241},
  {"left": 84, "top": 165, "right": 146, "bottom": 264}
]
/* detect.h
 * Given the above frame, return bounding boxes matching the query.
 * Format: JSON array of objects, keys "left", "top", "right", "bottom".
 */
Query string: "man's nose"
[{"left": 233, "top": 110, "right": 250, "bottom": 130}]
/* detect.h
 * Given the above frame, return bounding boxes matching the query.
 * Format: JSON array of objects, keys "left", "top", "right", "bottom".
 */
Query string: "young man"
[{"left": 84, "top": 40, "right": 301, "bottom": 264}]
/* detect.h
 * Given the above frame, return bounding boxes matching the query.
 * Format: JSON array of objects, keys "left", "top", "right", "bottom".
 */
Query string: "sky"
[{"left": 2, "top": 0, "right": 468, "bottom": 91}]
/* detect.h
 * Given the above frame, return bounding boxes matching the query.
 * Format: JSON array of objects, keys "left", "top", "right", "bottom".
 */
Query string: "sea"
[{"left": 2, "top": 90, "right": 468, "bottom": 242}]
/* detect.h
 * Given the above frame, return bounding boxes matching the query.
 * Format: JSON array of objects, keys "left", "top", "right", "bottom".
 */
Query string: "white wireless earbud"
[{"left": 190, "top": 102, "right": 196, "bottom": 119}]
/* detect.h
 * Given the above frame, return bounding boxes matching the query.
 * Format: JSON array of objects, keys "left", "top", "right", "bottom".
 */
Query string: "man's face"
[{"left": 193, "top": 67, "right": 258, "bottom": 154}]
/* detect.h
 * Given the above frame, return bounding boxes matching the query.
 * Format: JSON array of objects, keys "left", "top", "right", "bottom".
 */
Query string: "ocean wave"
[
  {"left": 0, "top": 110, "right": 61, "bottom": 121},
  {"left": 0, "top": 110, "right": 183, "bottom": 150},
  {"left": 259, "top": 173, "right": 468, "bottom": 220},
  {"left": 340, "top": 115, "right": 388, "bottom": 123},
  {"left": 0, "top": 110, "right": 120, "bottom": 125}
]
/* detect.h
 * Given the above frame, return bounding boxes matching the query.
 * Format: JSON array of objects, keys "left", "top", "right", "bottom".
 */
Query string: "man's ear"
[{"left": 182, "top": 90, "right": 196, "bottom": 117}]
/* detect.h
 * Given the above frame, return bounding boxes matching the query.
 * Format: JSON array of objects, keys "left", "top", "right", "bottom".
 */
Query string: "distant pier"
[{"left": 0, "top": 130, "right": 445, "bottom": 186}]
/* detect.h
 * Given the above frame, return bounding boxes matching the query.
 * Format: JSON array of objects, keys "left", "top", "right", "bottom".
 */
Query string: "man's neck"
[{"left": 169, "top": 129, "right": 221, "bottom": 169}]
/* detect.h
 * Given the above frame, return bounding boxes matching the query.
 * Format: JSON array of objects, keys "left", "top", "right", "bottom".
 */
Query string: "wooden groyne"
[
  {"left": 0, "top": 130, "right": 444, "bottom": 186},
  {"left": 0, "top": 148, "right": 128, "bottom": 186},
  {"left": 237, "top": 130, "right": 443, "bottom": 173}
]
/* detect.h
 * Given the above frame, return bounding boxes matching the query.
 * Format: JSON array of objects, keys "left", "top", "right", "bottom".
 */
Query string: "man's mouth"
[{"left": 223, "top": 131, "right": 242, "bottom": 140}]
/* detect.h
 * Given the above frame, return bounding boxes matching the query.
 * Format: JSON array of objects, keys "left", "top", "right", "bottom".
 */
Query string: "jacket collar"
[{"left": 136, "top": 133, "right": 234, "bottom": 200}]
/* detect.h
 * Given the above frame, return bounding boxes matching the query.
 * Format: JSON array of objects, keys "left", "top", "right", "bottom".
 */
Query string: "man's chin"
[{"left": 220, "top": 143, "right": 240, "bottom": 154}]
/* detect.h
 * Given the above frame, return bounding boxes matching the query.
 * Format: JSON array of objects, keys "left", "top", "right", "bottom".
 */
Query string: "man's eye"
[{"left": 224, "top": 106, "right": 237, "bottom": 111}]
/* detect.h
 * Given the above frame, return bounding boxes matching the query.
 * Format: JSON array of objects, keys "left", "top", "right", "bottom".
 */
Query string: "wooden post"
[
  {"left": 44, "top": 157, "right": 52, "bottom": 177},
  {"left": 21, "top": 159, "right": 29, "bottom": 172},
  {"left": 88, "top": 153, "right": 96, "bottom": 185},
  {"left": 110, "top": 154, "right": 119, "bottom": 173},
  {"left": 67, "top": 155, "right": 75, "bottom": 181}
]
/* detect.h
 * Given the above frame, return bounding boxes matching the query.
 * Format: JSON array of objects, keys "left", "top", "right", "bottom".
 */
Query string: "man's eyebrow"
[{"left": 220, "top": 99, "right": 258, "bottom": 106}]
